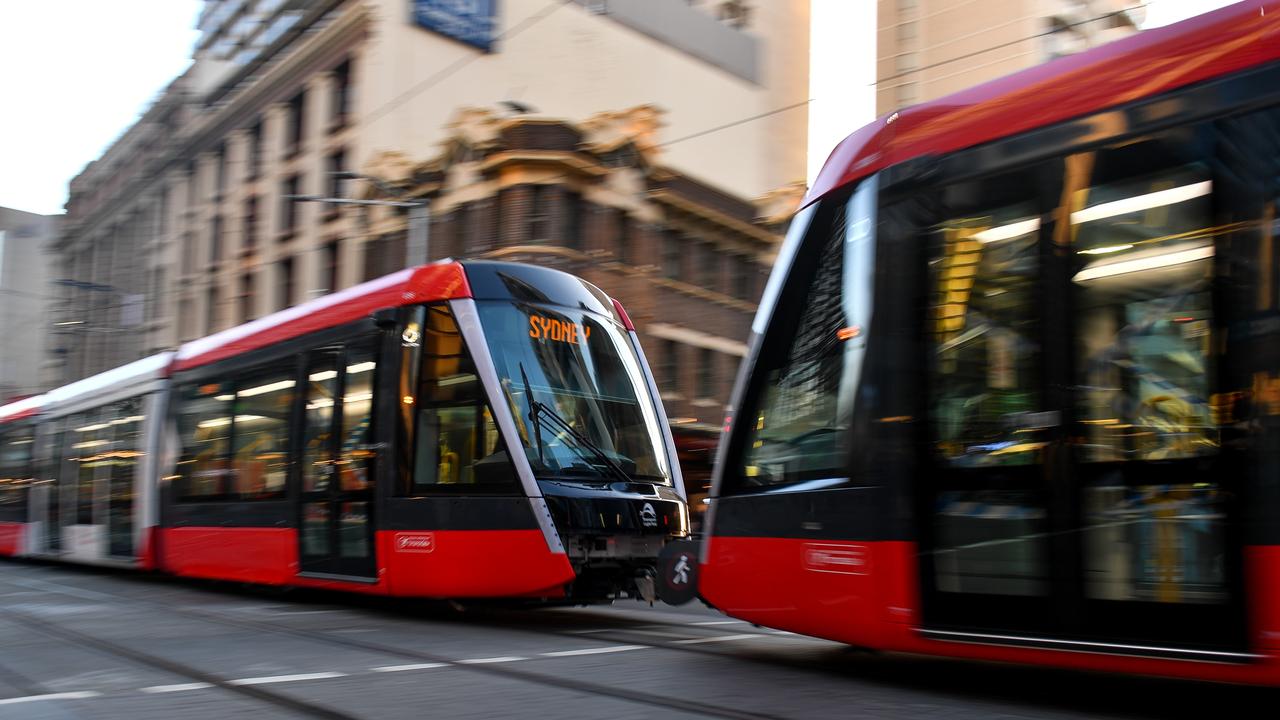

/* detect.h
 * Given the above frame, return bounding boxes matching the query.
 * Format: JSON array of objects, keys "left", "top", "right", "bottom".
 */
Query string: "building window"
[
  {"left": 240, "top": 272, "right": 255, "bottom": 323},
  {"left": 322, "top": 240, "right": 339, "bottom": 294},
  {"left": 149, "top": 266, "right": 165, "bottom": 324},
  {"left": 215, "top": 142, "right": 227, "bottom": 198},
  {"left": 528, "top": 185, "right": 549, "bottom": 242},
  {"left": 280, "top": 175, "right": 299, "bottom": 236},
  {"left": 182, "top": 231, "right": 196, "bottom": 274},
  {"left": 248, "top": 120, "right": 263, "bottom": 180},
  {"left": 563, "top": 192, "right": 582, "bottom": 252},
  {"left": 698, "top": 348, "right": 715, "bottom": 399},
  {"left": 698, "top": 243, "right": 720, "bottom": 289},
  {"left": 662, "top": 340, "right": 680, "bottom": 392},
  {"left": 187, "top": 161, "right": 198, "bottom": 208},
  {"left": 617, "top": 210, "right": 631, "bottom": 263},
  {"left": 324, "top": 149, "right": 345, "bottom": 223},
  {"left": 363, "top": 232, "right": 406, "bottom": 281},
  {"left": 206, "top": 283, "right": 220, "bottom": 334},
  {"left": 278, "top": 256, "right": 295, "bottom": 310},
  {"left": 243, "top": 196, "right": 258, "bottom": 250},
  {"left": 455, "top": 203, "right": 472, "bottom": 258},
  {"left": 332, "top": 59, "right": 352, "bottom": 130},
  {"left": 287, "top": 90, "right": 306, "bottom": 157},
  {"left": 210, "top": 214, "right": 223, "bottom": 263},
  {"left": 663, "top": 229, "right": 681, "bottom": 279},
  {"left": 734, "top": 255, "right": 755, "bottom": 301},
  {"left": 896, "top": 52, "right": 919, "bottom": 73},
  {"left": 158, "top": 186, "right": 170, "bottom": 237},
  {"left": 898, "top": 20, "right": 917, "bottom": 43}
]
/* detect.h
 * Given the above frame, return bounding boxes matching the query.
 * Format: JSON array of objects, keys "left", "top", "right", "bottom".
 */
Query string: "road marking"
[
  {"left": 691, "top": 620, "right": 742, "bottom": 626},
  {"left": 671, "top": 634, "right": 762, "bottom": 645},
  {"left": 0, "top": 691, "right": 101, "bottom": 705},
  {"left": 140, "top": 683, "right": 214, "bottom": 694},
  {"left": 614, "top": 628, "right": 698, "bottom": 639},
  {"left": 456, "top": 657, "right": 525, "bottom": 664},
  {"left": 371, "top": 663, "right": 449, "bottom": 673},
  {"left": 539, "top": 645, "right": 647, "bottom": 657},
  {"left": 228, "top": 672, "right": 347, "bottom": 686}
]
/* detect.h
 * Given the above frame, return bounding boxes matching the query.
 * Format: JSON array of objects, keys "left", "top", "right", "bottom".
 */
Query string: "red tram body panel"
[
  {"left": 701, "top": 1, "right": 1280, "bottom": 685},
  {"left": 0, "top": 260, "right": 689, "bottom": 603}
]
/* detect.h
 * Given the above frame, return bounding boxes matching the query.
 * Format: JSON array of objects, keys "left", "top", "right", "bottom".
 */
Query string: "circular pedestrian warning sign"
[{"left": 656, "top": 539, "right": 699, "bottom": 606}]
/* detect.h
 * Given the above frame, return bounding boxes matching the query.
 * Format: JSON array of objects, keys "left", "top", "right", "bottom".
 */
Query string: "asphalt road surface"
[{"left": 0, "top": 560, "right": 1264, "bottom": 719}]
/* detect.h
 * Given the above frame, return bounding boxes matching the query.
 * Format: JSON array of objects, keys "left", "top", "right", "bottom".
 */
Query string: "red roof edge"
[
  {"left": 174, "top": 262, "right": 471, "bottom": 373},
  {"left": 807, "top": 1, "right": 1280, "bottom": 206}
]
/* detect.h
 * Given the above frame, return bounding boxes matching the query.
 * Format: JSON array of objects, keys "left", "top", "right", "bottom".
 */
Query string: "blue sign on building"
[{"left": 412, "top": 0, "right": 498, "bottom": 52}]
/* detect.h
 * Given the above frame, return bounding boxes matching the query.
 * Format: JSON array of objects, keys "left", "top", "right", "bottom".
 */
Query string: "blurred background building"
[
  {"left": 0, "top": 207, "right": 57, "bottom": 404},
  {"left": 52, "top": 0, "right": 812, "bottom": 511},
  {"left": 876, "top": 0, "right": 1144, "bottom": 114}
]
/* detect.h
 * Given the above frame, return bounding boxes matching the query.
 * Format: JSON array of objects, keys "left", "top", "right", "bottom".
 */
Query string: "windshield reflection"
[{"left": 477, "top": 301, "right": 670, "bottom": 483}]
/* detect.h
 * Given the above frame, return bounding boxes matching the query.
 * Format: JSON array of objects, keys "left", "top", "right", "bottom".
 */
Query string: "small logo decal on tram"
[
  {"left": 640, "top": 503, "right": 658, "bottom": 528},
  {"left": 803, "top": 543, "right": 869, "bottom": 575},
  {"left": 402, "top": 325, "right": 421, "bottom": 347},
  {"left": 395, "top": 532, "right": 435, "bottom": 553}
]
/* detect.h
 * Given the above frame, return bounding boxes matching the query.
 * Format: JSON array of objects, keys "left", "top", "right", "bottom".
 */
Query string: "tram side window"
[
  {"left": 339, "top": 343, "right": 377, "bottom": 492},
  {"left": 1068, "top": 132, "right": 1226, "bottom": 605},
  {"left": 177, "top": 382, "right": 233, "bottom": 500},
  {"left": 928, "top": 176, "right": 1043, "bottom": 467},
  {"left": 408, "top": 304, "right": 512, "bottom": 492},
  {"left": 1071, "top": 153, "right": 1217, "bottom": 463},
  {"left": 0, "top": 427, "right": 34, "bottom": 517},
  {"left": 735, "top": 179, "right": 876, "bottom": 487},
  {"left": 108, "top": 399, "right": 145, "bottom": 486},
  {"left": 232, "top": 368, "right": 296, "bottom": 499},
  {"left": 303, "top": 351, "right": 338, "bottom": 494},
  {"left": 73, "top": 410, "right": 107, "bottom": 524},
  {"left": 60, "top": 414, "right": 83, "bottom": 522}
]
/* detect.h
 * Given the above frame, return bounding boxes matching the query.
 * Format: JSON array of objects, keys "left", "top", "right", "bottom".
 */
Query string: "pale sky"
[{"left": 0, "top": 0, "right": 1246, "bottom": 217}]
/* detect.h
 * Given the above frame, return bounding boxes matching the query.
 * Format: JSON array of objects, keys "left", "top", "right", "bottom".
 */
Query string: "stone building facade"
[
  {"left": 54, "top": 0, "right": 810, "bottom": 512},
  {"left": 0, "top": 207, "right": 57, "bottom": 404}
]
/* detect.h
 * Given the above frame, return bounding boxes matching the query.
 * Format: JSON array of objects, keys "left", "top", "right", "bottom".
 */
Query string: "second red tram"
[
  {"left": 700, "top": 1, "right": 1280, "bottom": 684},
  {"left": 0, "top": 260, "right": 689, "bottom": 601}
]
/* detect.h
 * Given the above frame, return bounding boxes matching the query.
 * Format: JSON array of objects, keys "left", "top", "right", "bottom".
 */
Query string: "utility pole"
[{"left": 288, "top": 171, "right": 430, "bottom": 268}]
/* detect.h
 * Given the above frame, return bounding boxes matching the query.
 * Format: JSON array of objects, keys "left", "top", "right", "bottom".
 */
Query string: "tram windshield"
[{"left": 477, "top": 301, "right": 671, "bottom": 484}]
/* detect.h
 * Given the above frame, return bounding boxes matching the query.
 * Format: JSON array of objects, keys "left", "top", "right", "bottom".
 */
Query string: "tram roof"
[
  {"left": 0, "top": 394, "right": 43, "bottom": 425},
  {"left": 174, "top": 261, "right": 470, "bottom": 373},
  {"left": 807, "top": 0, "right": 1280, "bottom": 206}
]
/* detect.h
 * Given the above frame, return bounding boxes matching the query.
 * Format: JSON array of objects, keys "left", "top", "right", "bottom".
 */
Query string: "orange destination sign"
[{"left": 529, "top": 315, "right": 591, "bottom": 345}]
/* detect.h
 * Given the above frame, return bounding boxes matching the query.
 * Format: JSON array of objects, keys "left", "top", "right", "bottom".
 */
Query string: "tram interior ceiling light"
[
  {"left": 237, "top": 379, "right": 297, "bottom": 398},
  {"left": 972, "top": 181, "right": 1213, "bottom": 245},
  {"left": 1073, "top": 245, "right": 1213, "bottom": 282}
]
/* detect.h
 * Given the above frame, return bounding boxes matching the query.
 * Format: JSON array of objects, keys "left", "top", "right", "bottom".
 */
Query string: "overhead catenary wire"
[
  {"left": 872, "top": 3, "right": 1150, "bottom": 89},
  {"left": 43, "top": 2, "right": 1159, "bottom": 332}
]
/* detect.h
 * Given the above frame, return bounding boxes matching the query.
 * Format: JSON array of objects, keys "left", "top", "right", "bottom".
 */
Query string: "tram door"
[
  {"left": 298, "top": 341, "right": 379, "bottom": 579},
  {"left": 919, "top": 131, "right": 1243, "bottom": 650}
]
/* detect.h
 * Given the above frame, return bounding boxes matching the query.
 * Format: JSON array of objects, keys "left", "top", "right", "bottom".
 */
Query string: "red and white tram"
[
  {"left": 700, "top": 1, "right": 1280, "bottom": 684},
  {"left": 0, "top": 260, "right": 689, "bottom": 601}
]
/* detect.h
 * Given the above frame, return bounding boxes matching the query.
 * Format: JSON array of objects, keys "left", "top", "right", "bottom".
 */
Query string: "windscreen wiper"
[
  {"left": 519, "top": 362, "right": 631, "bottom": 484},
  {"left": 520, "top": 363, "right": 544, "bottom": 466}
]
